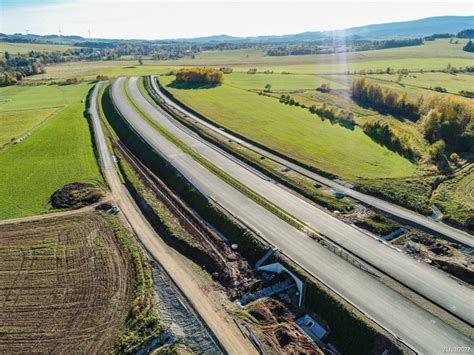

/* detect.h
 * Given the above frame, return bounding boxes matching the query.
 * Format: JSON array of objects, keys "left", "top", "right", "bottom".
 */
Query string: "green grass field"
[
  {"left": 365, "top": 72, "right": 474, "bottom": 97},
  {"left": 432, "top": 166, "right": 474, "bottom": 228},
  {"left": 156, "top": 39, "right": 474, "bottom": 74},
  {"left": 0, "top": 107, "right": 60, "bottom": 148},
  {"left": 0, "top": 41, "right": 76, "bottom": 54},
  {"left": 0, "top": 83, "right": 103, "bottom": 219},
  {"left": 160, "top": 75, "right": 416, "bottom": 180}
]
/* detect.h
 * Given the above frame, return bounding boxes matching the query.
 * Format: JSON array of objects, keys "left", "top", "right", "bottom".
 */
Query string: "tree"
[
  {"left": 175, "top": 67, "right": 224, "bottom": 85},
  {"left": 317, "top": 83, "right": 331, "bottom": 93},
  {"left": 449, "top": 152, "right": 460, "bottom": 163},
  {"left": 138, "top": 56, "right": 143, "bottom": 65},
  {"left": 463, "top": 40, "right": 474, "bottom": 53},
  {"left": 429, "top": 140, "right": 446, "bottom": 160},
  {"left": 264, "top": 83, "right": 272, "bottom": 92}
]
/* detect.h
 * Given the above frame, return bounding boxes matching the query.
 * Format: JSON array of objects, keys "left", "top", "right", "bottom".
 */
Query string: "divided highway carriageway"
[{"left": 111, "top": 77, "right": 473, "bottom": 353}]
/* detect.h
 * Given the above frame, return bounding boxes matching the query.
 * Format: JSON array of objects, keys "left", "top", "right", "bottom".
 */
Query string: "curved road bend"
[
  {"left": 127, "top": 77, "right": 474, "bottom": 326},
  {"left": 89, "top": 82, "right": 257, "bottom": 355},
  {"left": 149, "top": 75, "right": 473, "bottom": 248},
  {"left": 112, "top": 77, "right": 473, "bottom": 353}
]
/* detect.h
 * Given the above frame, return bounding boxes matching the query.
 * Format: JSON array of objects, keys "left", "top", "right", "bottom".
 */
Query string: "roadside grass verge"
[
  {"left": 431, "top": 166, "right": 474, "bottom": 229},
  {"left": 103, "top": 214, "right": 165, "bottom": 354},
  {"left": 0, "top": 83, "right": 104, "bottom": 219},
  {"left": 123, "top": 78, "right": 303, "bottom": 230},
  {"left": 143, "top": 76, "right": 353, "bottom": 213},
  {"left": 116, "top": 154, "right": 221, "bottom": 273},
  {"left": 102, "top": 85, "right": 267, "bottom": 263}
]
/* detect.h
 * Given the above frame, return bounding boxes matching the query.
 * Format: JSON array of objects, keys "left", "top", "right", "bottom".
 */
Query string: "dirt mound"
[
  {"left": 249, "top": 299, "right": 322, "bottom": 354},
  {"left": 50, "top": 182, "right": 104, "bottom": 209}
]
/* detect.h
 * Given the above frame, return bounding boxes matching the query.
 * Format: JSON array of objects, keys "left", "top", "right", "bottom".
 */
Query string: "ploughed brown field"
[{"left": 0, "top": 213, "right": 132, "bottom": 353}]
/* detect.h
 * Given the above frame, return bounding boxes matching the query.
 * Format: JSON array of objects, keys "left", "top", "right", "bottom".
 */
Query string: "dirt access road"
[{"left": 89, "top": 82, "right": 256, "bottom": 354}]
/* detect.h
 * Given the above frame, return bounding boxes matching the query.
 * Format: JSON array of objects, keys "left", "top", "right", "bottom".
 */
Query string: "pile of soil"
[
  {"left": 435, "top": 259, "right": 474, "bottom": 285},
  {"left": 249, "top": 299, "right": 322, "bottom": 354},
  {"left": 50, "top": 182, "right": 104, "bottom": 209}
]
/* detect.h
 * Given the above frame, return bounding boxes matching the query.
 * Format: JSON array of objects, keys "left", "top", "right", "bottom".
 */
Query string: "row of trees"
[
  {"left": 1, "top": 52, "right": 48, "bottom": 85},
  {"left": 351, "top": 77, "right": 420, "bottom": 120},
  {"left": 355, "top": 38, "right": 423, "bottom": 51},
  {"left": 278, "top": 94, "right": 355, "bottom": 129},
  {"left": 363, "top": 121, "right": 417, "bottom": 159},
  {"left": 457, "top": 29, "right": 474, "bottom": 38},
  {"left": 175, "top": 67, "right": 224, "bottom": 85},
  {"left": 267, "top": 46, "right": 320, "bottom": 56}
]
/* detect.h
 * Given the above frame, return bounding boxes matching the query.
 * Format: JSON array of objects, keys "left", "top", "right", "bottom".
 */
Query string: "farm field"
[
  {"left": 0, "top": 83, "right": 103, "bottom": 219},
  {"left": 0, "top": 41, "right": 76, "bottom": 54},
  {"left": 159, "top": 75, "right": 417, "bottom": 180},
  {"left": 364, "top": 72, "right": 474, "bottom": 97},
  {"left": 21, "top": 39, "right": 474, "bottom": 84},
  {"left": 23, "top": 60, "right": 172, "bottom": 83},
  {"left": 0, "top": 213, "right": 132, "bottom": 353},
  {"left": 156, "top": 39, "right": 474, "bottom": 74},
  {"left": 0, "top": 107, "right": 60, "bottom": 148}
]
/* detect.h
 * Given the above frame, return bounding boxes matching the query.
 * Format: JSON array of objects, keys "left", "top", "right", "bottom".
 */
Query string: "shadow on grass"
[{"left": 167, "top": 81, "right": 219, "bottom": 90}]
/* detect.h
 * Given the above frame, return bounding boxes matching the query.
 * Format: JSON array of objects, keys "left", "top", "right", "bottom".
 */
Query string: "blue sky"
[{"left": 1, "top": 0, "right": 472, "bottom": 39}]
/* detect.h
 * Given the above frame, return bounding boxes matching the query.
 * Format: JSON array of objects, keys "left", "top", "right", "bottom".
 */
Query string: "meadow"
[
  {"left": 159, "top": 75, "right": 417, "bottom": 180},
  {"left": 0, "top": 107, "right": 60, "bottom": 147},
  {"left": 0, "top": 83, "right": 103, "bottom": 219},
  {"left": 0, "top": 41, "right": 75, "bottom": 54}
]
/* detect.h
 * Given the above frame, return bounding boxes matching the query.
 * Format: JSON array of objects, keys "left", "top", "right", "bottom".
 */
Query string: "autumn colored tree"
[{"left": 175, "top": 67, "right": 224, "bottom": 85}]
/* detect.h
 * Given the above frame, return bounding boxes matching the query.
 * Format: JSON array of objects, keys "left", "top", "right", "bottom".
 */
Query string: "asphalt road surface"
[
  {"left": 89, "top": 82, "right": 257, "bottom": 355},
  {"left": 149, "top": 75, "right": 473, "bottom": 249},
  {"left": 127, "top": 77, "right": 474, "bottom": 326},
  {"left": 111, "top": 77, "right": 473, "bottom": 353}
]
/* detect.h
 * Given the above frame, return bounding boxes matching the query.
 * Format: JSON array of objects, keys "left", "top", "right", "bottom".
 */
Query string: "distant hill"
[
  {"left": 1, "top": 15, "right": 473, "bottom": 45},
  {"left": 334, "top": 16, "right": 474, "bottom": 39}
]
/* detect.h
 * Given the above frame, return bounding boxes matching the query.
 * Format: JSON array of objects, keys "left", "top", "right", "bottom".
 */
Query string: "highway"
[
  {"left": 89, "top": 82, "right": 257, "bottom": 355},
  {"left": 149, "top": 75, "right": 473, "bottom": 248},
  {"left": 111, "top": 76, "right": 473, "bottom": 353},
  {"left": 127, "top": 76, "right": 474, "bottom": 326}
]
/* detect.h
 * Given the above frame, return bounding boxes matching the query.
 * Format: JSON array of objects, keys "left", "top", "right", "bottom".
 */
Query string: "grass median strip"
[{"left": 123, "top": 77, "right": 303, "bottom": 231}]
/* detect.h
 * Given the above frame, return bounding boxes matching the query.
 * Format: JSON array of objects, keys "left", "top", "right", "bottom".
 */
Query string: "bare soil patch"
[
  {"left": 248, "top": 298, "right": 322, "bottom": 354},
  {"left": 0, "top": 212, "right": 132, "bottom": 353}
]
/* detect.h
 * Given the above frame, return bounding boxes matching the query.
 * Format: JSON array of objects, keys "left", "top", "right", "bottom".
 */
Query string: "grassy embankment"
[
  {"left": 143, "top": 76, "right": 353, "bottom": 213},
  {"left": 0, "top": 83, "right": 103, "bottom": 219},
  {"left": 159, "top": 75, "right": 417, "bottom": 181},
  {"left": 123, "top": 78, "right": 302, "bottom": 230}
]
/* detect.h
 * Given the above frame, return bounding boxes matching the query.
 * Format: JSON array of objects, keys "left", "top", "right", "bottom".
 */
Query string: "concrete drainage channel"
[{"left": 150, "top": 259, "right": 223, "bottom": 354}]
